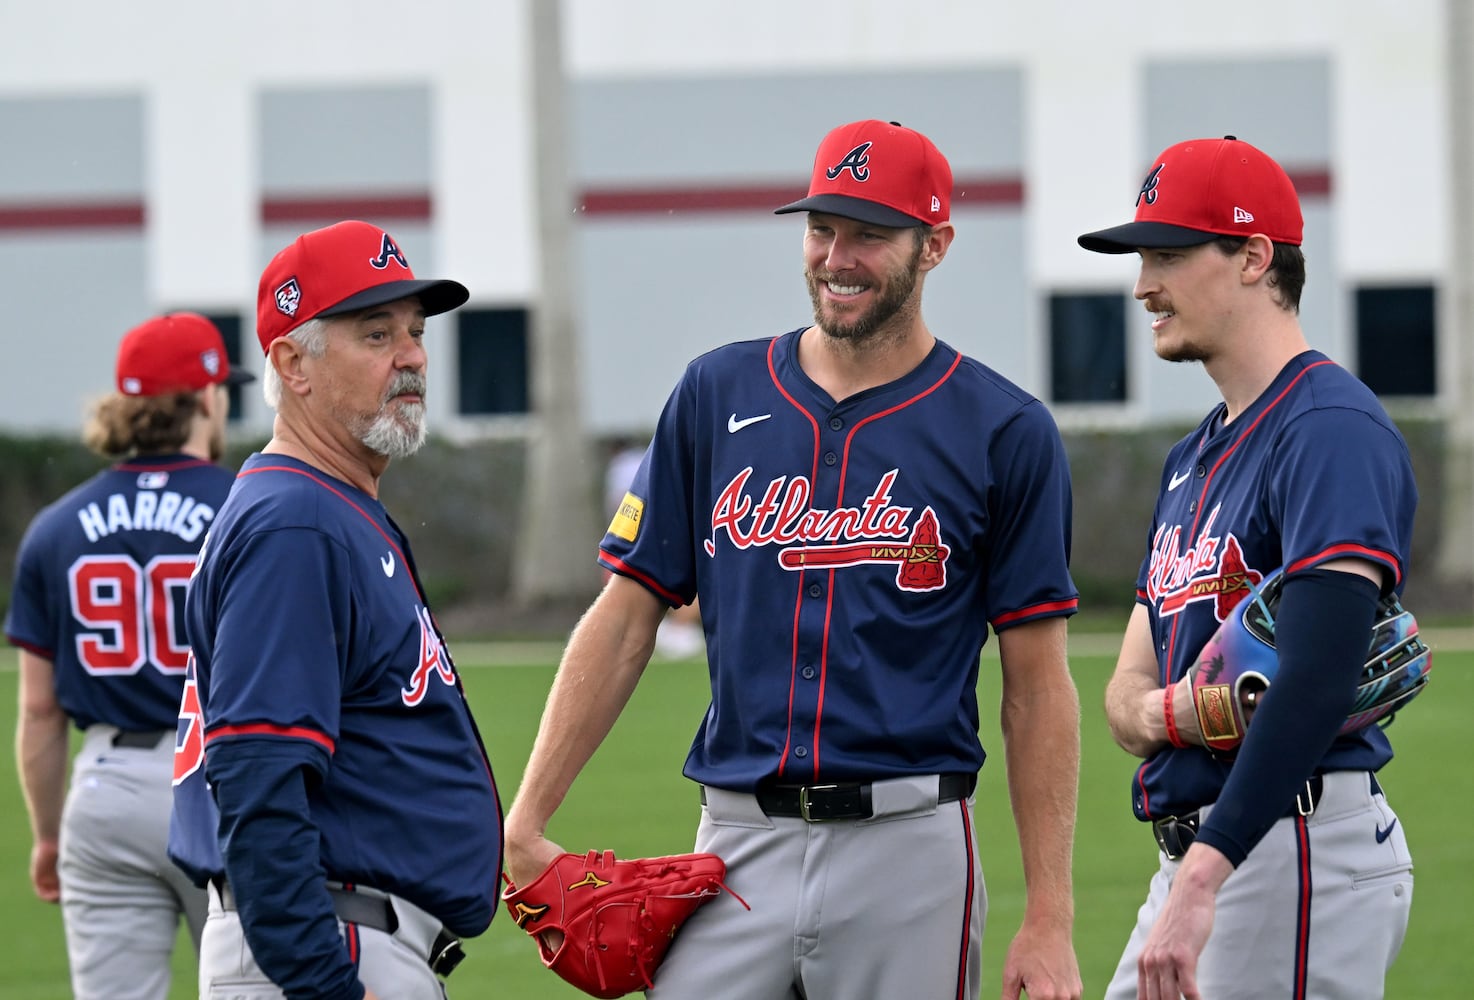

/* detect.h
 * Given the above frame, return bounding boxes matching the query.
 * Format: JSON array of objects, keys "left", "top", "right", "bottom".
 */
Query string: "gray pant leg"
[
  {"left": 1105, "top": 773, "right": 1412, "bottom": 1000},
  {"left": 61, "top": 728, "right": 205, "bottom": 1000}
]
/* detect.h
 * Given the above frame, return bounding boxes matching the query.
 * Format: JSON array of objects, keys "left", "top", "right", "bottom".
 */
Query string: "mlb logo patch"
[
  {"left": 275, "top": 277, "right": 302, "bottom": 317},
  {"left": 201, "top": 348, "right": 222, "bottom": 377}
]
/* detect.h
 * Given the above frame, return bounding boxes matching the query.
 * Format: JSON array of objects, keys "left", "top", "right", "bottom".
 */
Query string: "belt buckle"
[
  {"left": 798, "top": 784, "right": 839, "bottom": 823},
  {"left": 430, "top": 931, "right": 465, "bottom": 977},
  {"left": 1151, "top": 814, "right": 1194, "bottom": 861}
]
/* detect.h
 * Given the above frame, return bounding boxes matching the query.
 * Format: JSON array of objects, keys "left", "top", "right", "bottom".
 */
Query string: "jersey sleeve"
[
  {"left": 1268, "top": 409, "right": 1416, "bottom": 590},
  {"left": 982, "top": 401, "right": 1078, "bottom": 628},
  {"left": 201, "top": 526, "right": 351, "bottom": 762}
]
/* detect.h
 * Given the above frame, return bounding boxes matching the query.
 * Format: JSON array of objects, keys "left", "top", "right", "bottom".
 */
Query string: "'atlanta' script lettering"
[{"left": 710, "top": 468, "right": 912, "bottom": 549}]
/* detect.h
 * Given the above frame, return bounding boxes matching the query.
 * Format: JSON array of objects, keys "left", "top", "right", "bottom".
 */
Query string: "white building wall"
[{"left": 0, "top": 0, "right": 1447, "bottom": 434}]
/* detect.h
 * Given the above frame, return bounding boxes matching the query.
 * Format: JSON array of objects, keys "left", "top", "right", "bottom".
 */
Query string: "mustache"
[{"left": 385, "top": 372, "right": 427, "bottom": 403}]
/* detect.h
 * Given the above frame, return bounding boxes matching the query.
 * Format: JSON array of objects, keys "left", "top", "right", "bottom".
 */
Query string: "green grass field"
[{"left": 0, "top": 640, "right": 1469, "bottom": 999}]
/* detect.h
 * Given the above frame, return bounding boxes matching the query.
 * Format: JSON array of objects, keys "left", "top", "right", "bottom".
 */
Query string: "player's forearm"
[
  {"left": 1001, "top": 671, "right": 1081, "bottom": 926},
  {"left": 1104, "top": 605, "right": 1171, "bottom": 757},
  {"left": 1103, "top": 668, "right": 1172, "bottom": 758},
  {"left": 16, "top": 699, "right": 68, "bottom": 843}
]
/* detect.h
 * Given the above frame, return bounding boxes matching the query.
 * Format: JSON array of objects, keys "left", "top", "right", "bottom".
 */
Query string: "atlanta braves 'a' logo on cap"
[
  {"left": 1137, "top": 163, "right": 1165, "bottom": 206},
  {"left": 275, "top": 277, "right": 302, "bottom": 317},
  {"left": 369, "top": 232, "right": 410, "bottom": 270},
  {"left": 826, "top": 142, "right": 873, "bottom": 183}
]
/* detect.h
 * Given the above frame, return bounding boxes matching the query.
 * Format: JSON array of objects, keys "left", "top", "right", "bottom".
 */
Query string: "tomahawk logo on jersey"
[
  {"left": 703, "top": 468, "right": 950, "bottom": 592},
  {"left": 1147, "top": 511, "right": 1265, "bottom": 621}
]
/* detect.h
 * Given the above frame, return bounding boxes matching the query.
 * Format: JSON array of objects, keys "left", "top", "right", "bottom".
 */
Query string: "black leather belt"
[
  {"left": 751, "top": 773, "right": 976, "bottom": 822},
  {"left": 112, "top": 729, "right": 169, "bottom": 749},
  {"left": 211, "top": 878, "right": 464, "bottom": 978},
  {"left": 1150, "top": 773, "right": 1383, "bottom": 861}
]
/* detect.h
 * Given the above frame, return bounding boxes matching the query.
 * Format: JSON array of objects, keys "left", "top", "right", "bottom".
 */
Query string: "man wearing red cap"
[
  {"left": 1082, "top": 137, "right": 1418, "bottom": 999},
  {"left": 6, "top": 313, "right": 252, "bottom": 999},
  {"left": 167, "top": 221, "right": 503, "bottom": 1000},
  {"left": 505, "top": 121, "right": 1084, "bottom": 999}
]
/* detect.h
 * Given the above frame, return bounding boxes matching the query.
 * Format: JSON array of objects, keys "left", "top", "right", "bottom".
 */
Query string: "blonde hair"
[{"left": 81, "top": 392, "right": 199, "bottom": 458}]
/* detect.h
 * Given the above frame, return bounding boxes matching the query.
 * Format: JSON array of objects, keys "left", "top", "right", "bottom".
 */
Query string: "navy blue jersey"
[
  {"left": 1131, "top": 351, "right": 1417, "bottom": 819},
  {"left": 5, "top": 455, "right": 233, "bottom": 730},
  {"left": 601, "top": 330, "right": 1078, "bottom": 790},
  {"left": 168, "top": 453, "right": 503, "bottom": 936}
]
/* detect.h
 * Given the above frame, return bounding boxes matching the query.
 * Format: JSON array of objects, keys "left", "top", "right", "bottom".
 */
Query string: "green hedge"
[{"left": 0, "top": 418, "right": 1456, "bottom": 633}]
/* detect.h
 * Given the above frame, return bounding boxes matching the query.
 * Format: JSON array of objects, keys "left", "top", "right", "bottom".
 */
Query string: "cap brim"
[
  {"left": 1078, "top": 221, "right": 1221, "bottom": 254},
  {"left": 223, "top": 367, "right": 256, "bottom": 386},
  {"left": 319, "top": 278, "right": 471, "bottom": 319},
  {"left": 774, "top": 194, "right": 926, "bottom": 228}
]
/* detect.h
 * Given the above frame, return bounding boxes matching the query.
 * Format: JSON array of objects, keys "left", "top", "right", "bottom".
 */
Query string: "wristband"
[{"left": 1163, "top": 685, "right": 1188, "bottom": 748}]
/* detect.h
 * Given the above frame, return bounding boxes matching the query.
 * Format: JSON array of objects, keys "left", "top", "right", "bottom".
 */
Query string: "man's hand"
[
  {"left": 1137, "top": 845, "right": 1232, "bottom": 1000},
  {"left": 502, "top": 825, "right": 569, "bottom": 952},
  {"left": 29, "top": 838, "right": 59, "bottom": 902},
  {"left": 1002, "top": 918, "right": 1082, "bottom": 999}
]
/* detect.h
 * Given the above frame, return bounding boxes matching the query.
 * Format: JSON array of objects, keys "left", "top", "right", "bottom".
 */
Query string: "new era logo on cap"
[
  {"left": 255, "top": 220, "right": 471, "bottom": 353},
  {"left": 1078, "top": 136, "right": 1304, "bottom": 254},
  {"left": 775, "top": 120, "right": 953, "bottom": 228},
  {"left": 115, "top": 312, "right": 256, "bottom": 396}
]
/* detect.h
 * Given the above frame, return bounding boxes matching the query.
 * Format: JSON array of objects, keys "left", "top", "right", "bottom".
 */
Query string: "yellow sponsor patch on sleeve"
[{"left": 608, "top": 492, "right": 644, "bottom": 542}]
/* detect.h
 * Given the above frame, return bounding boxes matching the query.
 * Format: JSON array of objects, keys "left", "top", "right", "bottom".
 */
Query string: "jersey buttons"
[
  {"left": 828, "top": 417, "right": 844, "bottom": 431},
  {"left": 808, "top": 583, "right": 823, "bottom": 598},
  {"left": 802, "top": 666, "right": 816, "bottom": 680},
  {"left": 823, "top": 452, "right": 837, "bottom": 466}
]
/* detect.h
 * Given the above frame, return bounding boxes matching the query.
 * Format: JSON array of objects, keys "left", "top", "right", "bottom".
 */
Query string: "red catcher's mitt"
[{"left": 502, "top": 850, "right": 744, "bottom": 998}]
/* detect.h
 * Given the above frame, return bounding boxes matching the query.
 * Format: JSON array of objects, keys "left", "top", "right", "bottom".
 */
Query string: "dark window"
[
  {"left": 1049, "top": 293, "right": 1127, "bottom": 403},
  {"left": 201, "top": 312, "right": 248, "bottom": 422},
  {"left": 1355, "top": 285, "right": 1436, "bottom": 397},
  {"left": 457, "top": 308, "right": 529, "bottom": 415}
]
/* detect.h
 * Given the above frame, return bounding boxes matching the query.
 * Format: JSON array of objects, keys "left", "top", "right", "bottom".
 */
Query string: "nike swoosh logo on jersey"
[
  {"left": 1167, "top": 469, "right": 1192, "bottom": 491},
  {"left": 381, "top": 552, "right": 396, "bottom": 577},
  {"left": 728, "top": 413, "right": 772, "bottom": 433},
  {"left": 1375, "top": 818, "right": 1398, "bottom": 843}
]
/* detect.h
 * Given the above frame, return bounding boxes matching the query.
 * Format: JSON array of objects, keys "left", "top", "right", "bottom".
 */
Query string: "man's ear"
[
  {"left": 269, "top": 337, "right": 312, "bottom": 397},
  {"left": 1240, "top": 233, "right": 1275, "bottom": 285},
  {"left": 919, "top": 221, "right": 956, "bottom": 273},
  {"left": 194, "top": 383, "right": 219, "bottom": 419}
]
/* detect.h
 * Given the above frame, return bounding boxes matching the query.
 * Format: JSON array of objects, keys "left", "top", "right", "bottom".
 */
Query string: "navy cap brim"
[
  {"left": 775, "top": 194, "right": 927, "bottom": 228},
  {"left": 319, "top": 278, "right": 471, "bottom": 319},
  {"left": 223, "top": 367, "right": 256, "bottom": 386},
  {"left": 1078, "top": 221, "right": 1221, "bottom": 254}
]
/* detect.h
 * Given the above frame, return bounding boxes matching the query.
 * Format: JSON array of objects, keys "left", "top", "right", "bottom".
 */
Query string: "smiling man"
[
  {"left": 504, "top": 120, "right": 1084, "bottom": 1000},
  {"left": 167, "top": 221, "right": 504, "bottom": 1000},
  {"left": 1080, "top": 137, "right": 1419, "bottom": 1000}
]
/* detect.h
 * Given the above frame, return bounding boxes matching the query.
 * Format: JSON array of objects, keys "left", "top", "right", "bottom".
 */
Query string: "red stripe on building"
[
  {"left": 1287, "top": 169, "right": 1332, "bottom": 197},
  {"left": 578, "top": 176, "right": 1025, "bottom": 216},
  {"left": 261, "top": 193, "right": 434, "bottom": 223},
  {"left": 0, "top": 201, "right": 145, "bottom": 230},
  {"left": 0, "top": 169, "right": 1331, "bottom": 232}
]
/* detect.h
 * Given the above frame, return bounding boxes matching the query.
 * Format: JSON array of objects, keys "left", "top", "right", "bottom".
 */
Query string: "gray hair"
[{"left": 261, "top": 318, "right": 329, "bottom": 409}]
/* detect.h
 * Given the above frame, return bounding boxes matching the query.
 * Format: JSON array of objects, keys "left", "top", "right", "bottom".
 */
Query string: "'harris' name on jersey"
[{"left": 75, "top": 487, "right": 216, "bottom": 544}]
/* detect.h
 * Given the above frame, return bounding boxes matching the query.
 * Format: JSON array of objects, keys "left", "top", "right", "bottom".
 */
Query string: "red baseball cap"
[
  {"left": 1078, "top": 136, "right": 1303, "bottom": 254},
  {"left": 775, "top": 120, "right": 952, "bottom": 228},
  {"left": 116, "top": 312, "right": 256, "bottom": 397},
  {"left": 256, "top": 220, "right": 470, "bottom": 353}
]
